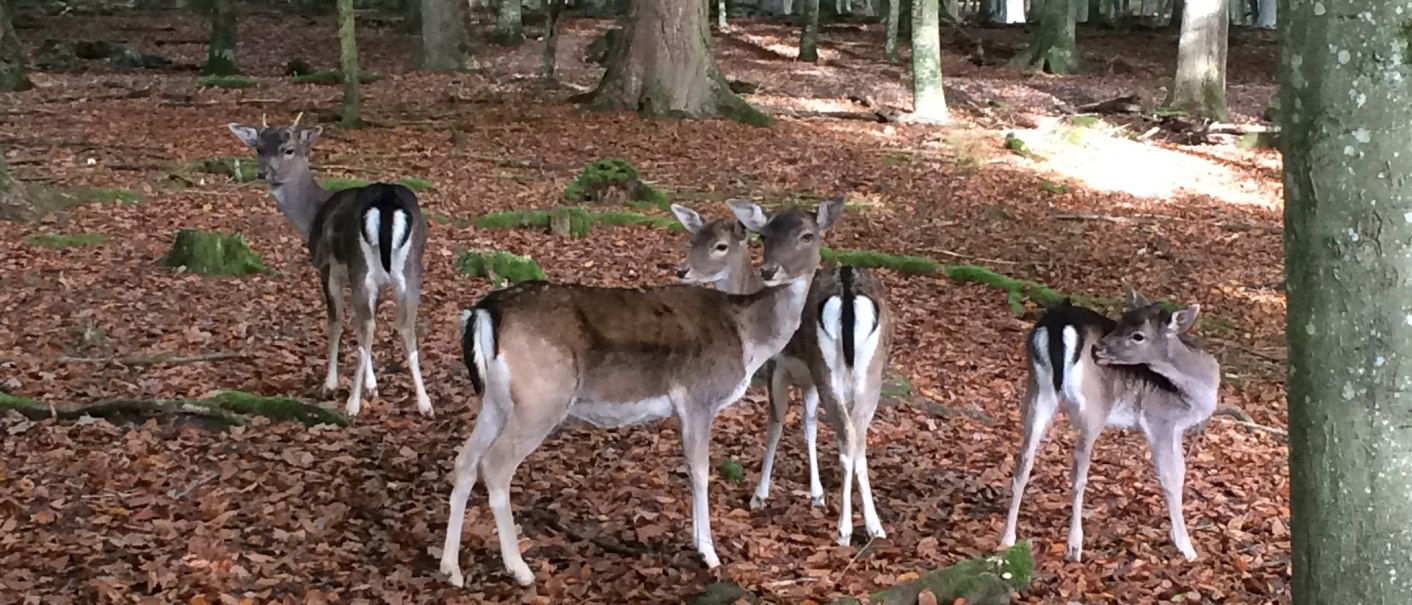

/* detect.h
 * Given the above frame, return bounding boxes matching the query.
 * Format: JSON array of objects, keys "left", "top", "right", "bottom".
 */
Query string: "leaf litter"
[{"left": 0, "top": 9, "right": 1288, "bottom": 605}]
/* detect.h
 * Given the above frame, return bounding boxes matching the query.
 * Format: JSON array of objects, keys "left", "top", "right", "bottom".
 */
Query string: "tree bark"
[
  {"left": 421, "top": 0, "right": 476, "bottom": 71},
  {"left": 202, "top": 0, "right": 238, "bottom": 75},
  {"left": 494, "top": 0, "right": 524, "bottom": 46},
  {"left": 1166, "top": 0, "right": 1227, "bottom": 120},
  {"left": 1254, "top": 0, "right": 1273, "bottom": 29},
  {"left": 1074, "top": 0, "right": 1089, "bottom": 23},
  {"left": 1025, "top": 0, "right": 1077, "bottom": 74},
  {"left": 979, "top": 0, "right": 1002, "bottom": 24},
  {"left": 586, "top": 0, "right": 769, "bottom": 125},
  {"left": 883, "top": 0, "right": 899, "bottom": 61},
  {"left": 910, "top": 0, "right": 946, "bottom": 122},
  {"left": 336, "top": 0, "right": 361, "bottom": 126},
  {"left": 1166, "top": 0, "right": 1184, "bottom": 30},
  {"left": 716, "top": 0, "right": 726, "bottom": 28},
  {"left": 1282, "top": 3, "right": 1412, "bottom": 605},
  {"left": 540, "top": 0, "right": 565, "bottom": 79},
  {"left": 799, "top": 0, "right": 820, "bottom": 61},
  {"left": 0, "top": 0, "right": 29, "bottom": 92}
]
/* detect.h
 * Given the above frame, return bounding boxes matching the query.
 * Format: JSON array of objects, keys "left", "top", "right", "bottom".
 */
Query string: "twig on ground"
[
  {"left": 927, "top": 248, "right": 1020, "bottom": 265},
  {"left": 58, "top": 351, "right": 249, "bottom": 366},
  {"left": 838, "top": 536, "right": 876, "bottom": 583},
  {"left": 168, "top": 470, "right": 221, "bottom": 499},
  {"left": 1209, "top": 404, "right": 1287, "bottom": 439},
  {"left": 761, "top": 577, "right": 818, "bottom": 589}
]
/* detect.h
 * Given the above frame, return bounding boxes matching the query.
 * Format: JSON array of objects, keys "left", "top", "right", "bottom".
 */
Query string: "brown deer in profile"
[
  {"left": 999, "top": 287, "right": 1220, "bottom": 562},
  {"left": 227, "top": 115, "right": 432, "bottom": 417},
  {"left": 671, "top": 202, "right": 894, "bottom": 546},
  {"left": 440, "top": 199, "right": 844, "bottom": 587}
]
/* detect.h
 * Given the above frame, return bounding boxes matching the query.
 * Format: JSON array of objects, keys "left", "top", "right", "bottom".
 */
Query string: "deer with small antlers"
[
  {"left": 670, "top": 202, "right": 894, "bottom": 546},
  {"left": 998, "top": 288, "right": 1220, "bottom": 562},
  {"left": 227, "top": 114, "right": 433, "bottom": 417},
  {"left": 440, "top": 198, "right": 844, "bottom": 587}
]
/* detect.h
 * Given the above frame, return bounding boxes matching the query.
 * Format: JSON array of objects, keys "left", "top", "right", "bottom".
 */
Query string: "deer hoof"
[
  {"left": 810, "top": 495, "right": 825, "bottom": 508},
  {"left": 1064, "top": 544, "right": 1083, "bottom": 562},
  {"left": 749, "top": 494, "right": 767, "bottom": 510},
  {"left": 506, "top": 559, "right": 534, "bottom": 586}
]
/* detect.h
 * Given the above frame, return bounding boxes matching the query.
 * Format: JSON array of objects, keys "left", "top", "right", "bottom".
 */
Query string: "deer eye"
[
  {"left": 801, "top": 233, "right": 815, "bottom": 243},
  {"left": 714, "top": 243, "right": 729, "bottom": 252},
  {"left": 1131, "top": 332, "right": 1146, "bottom": 342},
  {"left": 283, "top": 148, "right": 295, "bottom": 157}
]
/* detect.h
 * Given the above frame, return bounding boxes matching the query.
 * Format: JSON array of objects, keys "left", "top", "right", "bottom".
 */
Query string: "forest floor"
[{"left": 0, "top": 8, "right": 1289, "bottom": 605}]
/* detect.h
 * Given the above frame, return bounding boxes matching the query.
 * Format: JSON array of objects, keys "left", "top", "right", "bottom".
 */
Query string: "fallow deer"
[
  {"left": 998, "top": 287, "right": 1220, "bottom": 562},
  {"left": 227, "top": 115, "right": 432, "bottom": 417},
  {"left": 670, "top": 203, "right": 893, "bottom": 545},
  {"left": 439, "top": 198, "right": 845, "bottom": 587}
]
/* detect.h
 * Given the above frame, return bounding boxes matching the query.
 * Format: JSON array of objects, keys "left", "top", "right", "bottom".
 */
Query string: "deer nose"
[
  {"left": 256, "top": 168, "right": 268, "bottom": 180},
  {"left": 675, "top": 267, "right": 689, "bottom": 279},
  {"left": 759, "top": 265, "right": 780, "bottom": 281}
]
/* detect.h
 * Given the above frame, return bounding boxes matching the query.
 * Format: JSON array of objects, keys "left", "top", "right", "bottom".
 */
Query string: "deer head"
[
  {"left": 669, "top": 203, "right": 750, "bottom": 286},
  {"left": 728, "top": 197, "right": 843, "bottom": 287},
  {"left": 227, "top": 113, "right": 322, "bottom": 186},
  {"left": 1093, "top": 286, "right": 1201, "bottom": 367}
]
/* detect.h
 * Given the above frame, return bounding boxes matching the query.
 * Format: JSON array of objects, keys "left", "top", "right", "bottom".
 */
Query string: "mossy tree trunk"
[
  {"left": 883, "top": 0, "right": 899, "bottom": 61},
  {"left": 1025, "top": 0, "right": 1077, "bottom": 73},
  {"left": 202, "top": 0, "right": 238, "bottom": 75},
  {"left": 715, "top": 0, "right": 726, "bottom": 28},
  {"left": 0, "top": 0, "right": 30, "bottom": 92},
  {"left": 1254, "top": 0, "right": 1273, "bottom": 28},
  {"left": 337, "top": 0, "right": 361, "bottom": 126},
  {"left": 421, "top": 0, "right": 476, "bottom": 71},
  {"left": 1283, "top": 3, "right": 1412, "bottom": 604},
  {"left": 586, "top": 0, "right": 769, "bottom": 125},
  {"left": 540, "top": 0, "right": 566, "bottom": 79},
  {"left": 910, "top": 0, "right": 946, "bottom": 122},
  {"left": 1166, "top": 0, "right": 1226, "bottom": 120},
  {"left": 799, "top": 0, "right": 820, "bottom": 62},
  {"left": 494, "top": 0, "right": 524, "bottom": 46}
]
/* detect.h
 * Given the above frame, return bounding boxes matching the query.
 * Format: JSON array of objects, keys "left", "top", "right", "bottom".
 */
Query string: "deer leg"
[
  {"left": 676, "top": 398, "right": 720, "bottom": 568},
  {"left": 823, "top": 389, "right": 857, "bottom": 546},
  {"left": 395, "top": 282, "right": 433, "bottom": 416},
  {"left": 750, "top": 361, "right": 787, "bottom": 510},
  {"left": 319, "top": 266, "right": 345, "bottom": 396},
  {"left": 803, "top": 383, "right": 825, "bottom": 507},
  {"left": 345, "top": 281, "right": 377, "bottom": 416},
  {"left": 479, "top": 401, "right": 565, "bottom": 586},
  {"left": 852, "top": 390, "right": 885, "bottom": 539},
  {"left": 1064, "top": 424, "right": 1102, "bottom": 562},
  {"left": 440, "top": 400, "right": 507, "bottom": 587},
  {"left": 1151, "top": 426, "right": 1198, "bottom": 561},
  {"left": 1000, "top": 380, "right": 1057, "bottom": 549}
]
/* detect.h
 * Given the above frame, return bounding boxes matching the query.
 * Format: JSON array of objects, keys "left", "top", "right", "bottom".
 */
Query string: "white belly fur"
[{"left": 569, "top": 396, "right": 675, "bottom": 429}]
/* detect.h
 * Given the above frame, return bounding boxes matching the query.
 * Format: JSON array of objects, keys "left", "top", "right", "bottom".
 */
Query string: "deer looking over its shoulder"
[
  {"left": 999, "top": 287, "right": 1220, "bottom": 562},
  {"left": 227, "top": 115, "right": 432, "bottom": 417}
]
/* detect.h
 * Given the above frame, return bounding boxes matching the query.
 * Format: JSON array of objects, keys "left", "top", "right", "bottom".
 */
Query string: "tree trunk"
[
  {"left": 1254, "top": 0, "right": 1272, "bottom": 28},
  {"left": 716, "top": 0, "right": 726, "bottom": 28},
  {"left": 540, "top": 0, "right": 565, "bottom": 79},
  {"left": 202, "top": 0, "right": 238, "bottom": 75},
  {"left": 883, "top": 0, "right": 899, "bottom": 61},
  {"left": 494, "top": 0, "right": 524, "bottom": 46},
  {"left": 402, "top": 0, "right": 421, "bottom": 34},
  {"left": 1026, "top": 0, "right": 1077, "bottom": 73},
  {"left": 587, "top": 0, "right": 769, "bottom": 125},
  {"left": 941, "top": 0, "right": 958, "bottom": 20},
  {"left": 979, "top": 0, "right": 1002, "bottom": 24},
  {"left": 1166, "top": 0, "right": 1227, "bottom": 120},
  {"left": 799, "top": 0, "right": 820, "bottom": 61},
  {"left": 421, "top": 0, "right": 476, "bottom": 71},
  {"left": 0, "top": 0, "right": 29, "bottom": 92},
  {"left": 1282, "top": 3, "right": 1412, "bottom": 605},
  {"left": 336, "top": 0, "right": 361, "bottom": 126},
  {"left": 910, "top": 0, "right": 946, "bottom": 122},
  {"left": 1166, "top": 0, "right": 1183, "bottom": 30},
  {"left": 1074, "top": 0, "right": 1088, "bottom": 23}
]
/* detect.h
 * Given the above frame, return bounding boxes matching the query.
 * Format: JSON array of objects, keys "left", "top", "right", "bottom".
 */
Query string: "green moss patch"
[
  {"left": 22, "top": 232, "right": 107, "bottom": 249},
  {"left": 850, "top": 542, "right": 1032, "bottom": 605},
  {"left": 454, "top": 250, "right": 545, "bottom": 288},
  {"left": 474, "top": 208, "right": 682, "bottom": 238},
  {"left": 0, "top": 389, "right": 345, "bottom": 427},
  {"left": 290, "top": 70, "right": 383, "bottom": 85},
  {"left": 321, "top": 177, "right": 435, "bottom": 192},
  {"left": 563, "top": 159, "right": 667, "bottom": 208},
  {"left": 196, "top": 75, "right": 259, "bottom": 89},
  {"left": 820, "top": 247, "right": 940, "bottom": 276},
  {"left": 75, "top": 187, "right": 142, "bottom": 205},
  {"left": 161, "top": 228, "right": 273, "bottom": 277},
  {"left": 196, "top": 156, "right": 257, "bottom": 182},
  {"left": 716, "top": 458, "right": 744, "bottom": 482}
]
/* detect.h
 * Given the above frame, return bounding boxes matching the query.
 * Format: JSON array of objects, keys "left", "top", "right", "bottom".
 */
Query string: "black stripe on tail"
[
  {"left": 1029, "top": 299, "right": 1114, "bottom": 393},
  {"left": 840, "top": 266, "right": 857, "bottom": 367},
  {"left": 460, "top": 310, "right": 485, "bottom": 396},
  {"left": 357, "top": 183, "right": 417, "bottom": 272}
]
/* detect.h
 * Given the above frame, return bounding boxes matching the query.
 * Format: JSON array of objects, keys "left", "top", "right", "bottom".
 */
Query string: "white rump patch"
[
  {"left": 359, "top": 209, "right": 414, "bottom": 296},
  {"left": 849, "top": 296, "right": 881, "bottom": 394},
  {"left": 1030, "top": 327, "right": 1056, "bottom": 401},
  {"left": 1060, "top": 326, "right": 1084, "bottom": 408},
  {"left": 570, "top": 396, "right": 674, "bottom": 429}
]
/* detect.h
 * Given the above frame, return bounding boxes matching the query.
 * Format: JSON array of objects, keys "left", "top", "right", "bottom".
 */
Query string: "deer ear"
[
  {"left": 727, "top": 199, "right": 768, "bottom": 232},
  {"left": 1123, "top": 283, "right": 1151, "bottom": 309},
  {"left": 1170, "top": 304, "right": 1200, "bottom": 334},
  {"left": 228, "top": 123, "right": 260, "bottom": 148},
  {"left": 816, "top": 196, "right": 845, "bottom": 232},
  {"left": 670, "top": 204, "right": 705, "bottom": 235},
  {"left": 295, "top": 126, "right": 322, "bottom": 150}
]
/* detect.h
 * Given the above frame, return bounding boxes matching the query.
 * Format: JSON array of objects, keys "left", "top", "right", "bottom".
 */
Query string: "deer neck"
[
  {"left": 1146, "top": 342, "right": 1220, "bottom": 407},
  {"left": 718, "top": 252, "right": 765, "bottom": 295},
  {"left": 270, "top": 167, "right": 328, "bottom": 242},
  {"left": 732, "top": 276, "right": 813, "bottom": 374}
]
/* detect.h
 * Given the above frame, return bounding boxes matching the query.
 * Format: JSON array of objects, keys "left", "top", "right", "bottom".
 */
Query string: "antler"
[
  {"left": 261, "top": 113, "right": 268, "bottom": 128},
  {"left": 291, "top": 111, "right": 304, "bottom": 128}
]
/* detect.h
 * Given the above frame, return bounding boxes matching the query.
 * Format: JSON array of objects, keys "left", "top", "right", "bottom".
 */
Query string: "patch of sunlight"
[
  {"left": 733, "top": 32, "right": 801, "bottom": 60},
  {"left": 1006, "top": 117, "right": 1279, "bottom": 209}
]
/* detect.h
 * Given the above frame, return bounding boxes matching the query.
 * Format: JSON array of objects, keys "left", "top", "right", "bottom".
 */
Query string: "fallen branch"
[
  {"left": 0, "top": 390, "right": 346, "bottom": 427},
  {"left": 168, "top": 470, "right": 221, "bottom": 499},
  {"left": 1209, "top": 122, "right": 1279, "bottom": 135},
  {"left": 926, "top": 248, "right": 1020, "bottom": 266},
  {"left": 1211, "top": 404, "right": 1287, "bottom": 439},
  {"left": 58, "top": 351, "right": 249, "bottom": 366},
  {"left": 775, "top": 108, "right": 904, "bottom": 123},
  {"left": 1076, "top": 94, "right": 1143, "bottom": 115}
]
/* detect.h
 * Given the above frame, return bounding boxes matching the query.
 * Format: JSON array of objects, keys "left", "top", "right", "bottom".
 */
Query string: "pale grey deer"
[
  {"left": 670, "top": 203, "right": 894, "bottom": 545},
  {"left": 440, "top": 198, "right": 844, "bottom": 587},
  {"left": 998, "top": 288, "right": 1220, "bottom": 562},
  {"left": 227, "top": 115, "right": 432, "bottom": 417}
]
